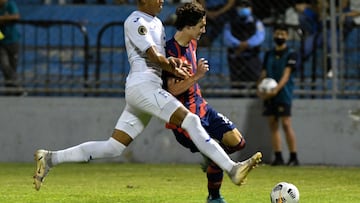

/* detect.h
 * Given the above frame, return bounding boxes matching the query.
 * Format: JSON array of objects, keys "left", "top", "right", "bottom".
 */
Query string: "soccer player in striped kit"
[{"left": 163, "top": 2, "right": 260, "bottom": 203}]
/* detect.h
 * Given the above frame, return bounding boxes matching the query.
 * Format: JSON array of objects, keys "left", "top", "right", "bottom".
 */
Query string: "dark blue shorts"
[
  {"left": 172, "top": 105, "right": 236, "bottom": 153},
  {"left": 263, "top": 100, "right": 291, "bottom": 117}
]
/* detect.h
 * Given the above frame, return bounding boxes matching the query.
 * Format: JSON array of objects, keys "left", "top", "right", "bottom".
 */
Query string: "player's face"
[
  {"left": 189, "top": 16, "right": 206, "bottom": 41},
  {"left": 147, "top": 0, "right": 164, "bottom": 15},
  {"left": 138, "top": 0, "right": 164, "bottom": 16}
]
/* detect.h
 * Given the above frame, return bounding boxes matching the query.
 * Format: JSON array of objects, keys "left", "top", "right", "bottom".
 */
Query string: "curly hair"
[{"left": 174, "top": 2, "right": 206, "bottom": 30}]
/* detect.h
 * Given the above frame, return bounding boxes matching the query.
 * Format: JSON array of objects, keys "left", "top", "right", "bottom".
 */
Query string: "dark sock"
[
  {"left": 274, "top": 151, "right": 283, "bottom": 160},
  {"left": 289, "top": 152, "right": 297, "bottom": 160},
  {"left": 207, "top": 161, "right": 223, "bottom": 199}
]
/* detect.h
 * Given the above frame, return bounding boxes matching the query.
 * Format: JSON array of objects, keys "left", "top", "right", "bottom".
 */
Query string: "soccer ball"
[
  {"left": 270, "top": 182, "right": 300, "bottom": 203},
  {"left": 258, "top": 78, "right": 278, "bottom": 93}
]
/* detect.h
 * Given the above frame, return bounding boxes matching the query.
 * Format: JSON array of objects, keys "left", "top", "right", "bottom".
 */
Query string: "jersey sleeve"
[
  {"left": 286, "top": 51, "right": 298, "bottom": 71},
  {"left": 125, "top": 17, "right": 155, "bottom": 53}
]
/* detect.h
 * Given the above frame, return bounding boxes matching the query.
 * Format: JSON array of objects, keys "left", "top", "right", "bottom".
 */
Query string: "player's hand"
[
  {"left": 194, "top": 58, "right": 209, "bottom": 80},
  {"left": 168, "top": 57, "right": 191, "bottom": 79}
]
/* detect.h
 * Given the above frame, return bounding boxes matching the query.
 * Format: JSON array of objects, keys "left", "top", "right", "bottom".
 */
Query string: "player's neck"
[{"left": 174, "top": 31, "right": 191, "bottom": 47}]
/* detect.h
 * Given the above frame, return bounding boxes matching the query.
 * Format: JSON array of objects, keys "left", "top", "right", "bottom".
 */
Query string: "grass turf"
[{"left": 0, "top": 163, "right": 359, "bottom": 202}]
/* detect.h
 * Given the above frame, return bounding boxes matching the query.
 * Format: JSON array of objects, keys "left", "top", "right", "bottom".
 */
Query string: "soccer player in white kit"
[{"left": 33, "top": 0, "right": 262, "bottom": 191}]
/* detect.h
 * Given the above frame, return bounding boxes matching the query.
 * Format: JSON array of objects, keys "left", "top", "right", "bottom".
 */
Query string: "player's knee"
[
  {"left": 222, "top": 138, "right": 246, "bottom": 154},
  {"left": 181, "top": 112, "right": 201, "bottom": 129}
]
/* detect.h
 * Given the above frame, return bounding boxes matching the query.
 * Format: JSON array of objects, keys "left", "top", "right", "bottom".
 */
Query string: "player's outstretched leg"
[
  {"left": 228, "top": 152, "right": 262, "bottom": 186},
  {"left": 33, "top": 149, "right": 52, "bottom": 191}
]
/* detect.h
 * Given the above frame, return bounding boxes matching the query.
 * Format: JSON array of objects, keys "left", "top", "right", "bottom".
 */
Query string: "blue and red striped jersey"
[{"left": 164, "top": 37, "right": 207, "bottom": 118}]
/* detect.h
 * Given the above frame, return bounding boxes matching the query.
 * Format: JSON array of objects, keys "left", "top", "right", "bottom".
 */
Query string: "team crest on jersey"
[{"left": 138, "top": 25, "right": 147, "bottom": 35}]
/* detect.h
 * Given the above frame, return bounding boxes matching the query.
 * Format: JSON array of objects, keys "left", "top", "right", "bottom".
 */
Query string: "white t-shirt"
[{"left": 124, "top": 10, "right": 166, "bottom": 87}]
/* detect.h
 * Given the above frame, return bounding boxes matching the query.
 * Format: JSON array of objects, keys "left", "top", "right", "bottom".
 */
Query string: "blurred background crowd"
[{"left": 0, "top": 0, "right": 359, "bottom": 98}]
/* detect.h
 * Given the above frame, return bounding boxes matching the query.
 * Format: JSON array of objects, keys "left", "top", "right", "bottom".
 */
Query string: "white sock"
[
  {"left": 51, "top": 137, "right": 126, "bottom": 165},
  {"left": 181, "top": 113, "right": 235, "bottom": 172}
]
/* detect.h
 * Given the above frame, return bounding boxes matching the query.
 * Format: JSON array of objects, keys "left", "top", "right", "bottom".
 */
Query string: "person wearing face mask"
[
  {"left": 223, "top": 0, "right": 265, "bottom": 95},
  {"left": 257, "top": 24, "right": 300, "bottom": 166}
]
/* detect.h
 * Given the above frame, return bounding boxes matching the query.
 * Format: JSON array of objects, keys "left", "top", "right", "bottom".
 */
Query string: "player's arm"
[
  {"left": 257, "top": 70, "right": 269, "bottom": 100},
  {"left": 274, "top": 67, "right": 291, "bottom": 93},
  {"left": 265, "top": 52, "right": 297, "bottom": 98},
  {"left": 259, "top": 70, "right": 290, "bottom": 100},
  {"left": 166, "top": 58, "right": 209, "bottom": 96},
  {"left": 146, "top": 46, "right": 190, "bottom": 80},
  {"left": 257, "top": 51, "right": 269, "bottom": 99},
  {"left": 257, "top": 51, "right": 278, "bottom": 100}
]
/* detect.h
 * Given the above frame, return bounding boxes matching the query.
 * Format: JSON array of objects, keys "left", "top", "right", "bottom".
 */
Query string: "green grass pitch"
[{"left": 0, "top": 162, "right": 359, "bottom": 202}]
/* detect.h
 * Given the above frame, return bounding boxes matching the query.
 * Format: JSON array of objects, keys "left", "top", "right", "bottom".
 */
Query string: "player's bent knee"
[
  {"left": 181, "top": 113, "right": 201, "bottom": 129},
  {"left": 222, "top": 137, "right": 246, "bottom": 154},
  {"left": 170, "top": 106, "right": 190, "bottom": 126}
]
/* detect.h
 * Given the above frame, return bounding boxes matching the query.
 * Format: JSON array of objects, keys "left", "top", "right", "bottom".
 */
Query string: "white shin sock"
[
  {"left": 51, "top": 137, "right": 126, "bottom": 165},
  {"left": 181, "top": 113, "right": 235, "bottom": 172}
]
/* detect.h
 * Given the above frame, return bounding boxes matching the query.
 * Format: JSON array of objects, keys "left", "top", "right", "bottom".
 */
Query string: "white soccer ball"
[
  {"left": 270, "top": 182, "right": 300, "bottom": 203},
  {"left": 258, "top": 78, "right": 278, "bottom": 93}
]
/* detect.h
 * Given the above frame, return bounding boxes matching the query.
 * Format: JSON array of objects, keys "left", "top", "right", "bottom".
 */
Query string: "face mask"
[
  {"left": 274, "top": 37, "right": 286, "bottom": 46},
  {"left": 237, "top": 8, "right": 251, "bottom": 17}
]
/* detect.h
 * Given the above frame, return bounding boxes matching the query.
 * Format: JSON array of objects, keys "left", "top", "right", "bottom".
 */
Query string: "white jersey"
[{"left": 124, "top": 11, "right": 166, "bottom": 87}]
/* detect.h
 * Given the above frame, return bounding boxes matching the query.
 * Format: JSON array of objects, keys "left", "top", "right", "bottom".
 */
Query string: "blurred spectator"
[
  {"left": 342, "top": 0, "right": 360, "bottom": 36},
  {"left": 294, "top": 0, "right": 328, "bottom": 75},
  {"left": 257, "top": 24, "right": 299, "bottom": 166},
  {"left": 197, "top": 0, "right": 236, "bottom": 46},
  {"left": 251, "top": 0, "right": 293, "bottom": 23},
  {"left": 0, "top": 0, "right": 22, "bottom": 95},
  {"left": 295, "top": 0, "right": 320, "bottom": 36},
  {"left": 223, "top": 0, "right": 265, "bottom": 91},
  {"left": 296, "top": 0, "right": 350, "bottom": 78}
]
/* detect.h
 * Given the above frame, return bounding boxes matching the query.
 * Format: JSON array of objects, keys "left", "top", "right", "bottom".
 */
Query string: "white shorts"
[{"left": 115, "top": 82, "right": 183, "bottom": 139}]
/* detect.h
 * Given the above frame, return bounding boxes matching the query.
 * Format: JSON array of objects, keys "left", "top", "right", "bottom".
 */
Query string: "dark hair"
[
  {"left": 174, "top": 2, "right": 206, "bottom": 30},
  {"left": 273, "top": 24, "right": 288, "bottom": 33}
]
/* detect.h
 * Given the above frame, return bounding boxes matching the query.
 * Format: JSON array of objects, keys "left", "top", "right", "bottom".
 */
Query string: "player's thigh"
[
  {"left": 205, "top": 107, "right": 240, "bottom": 146},
  {"left": 114, "top": 104, "right": 152, "bottom": 140},
  {"left": 126, "top": 83, "right": 182, "bottom": 122}
]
